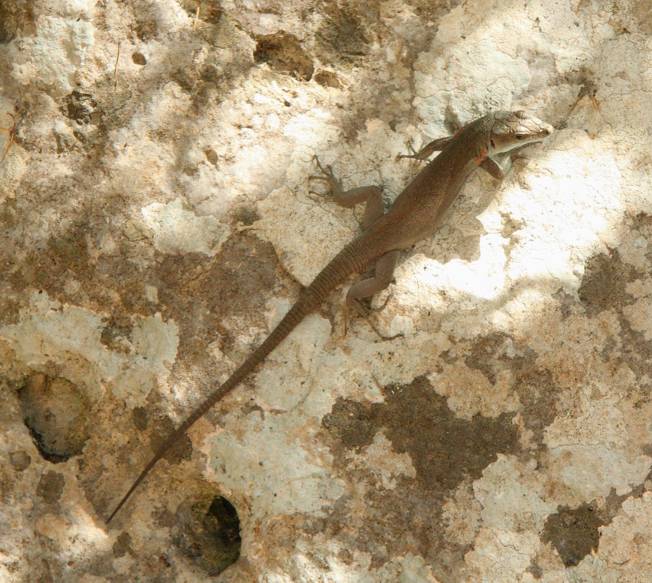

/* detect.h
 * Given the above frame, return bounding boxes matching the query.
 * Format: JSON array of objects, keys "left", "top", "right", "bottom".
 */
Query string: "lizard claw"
[
  {"left": 396, "top": 139, "right": 419, "bottom": 161},
  {"left": 308, "top": 156, "right": 341, "bottom": 197}
]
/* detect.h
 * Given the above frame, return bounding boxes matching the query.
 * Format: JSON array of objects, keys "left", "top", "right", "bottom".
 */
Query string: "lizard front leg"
[
  {"left": 309, "top": 156, "right": 384, "bottom": 230},
  {"left": 396, "top": 135, "right": 454, "bottom": 161},
  {"left": 481, "top": 142, "right": 540, "bottom": 179},
  {"left": 398, "top": 133, "right": 534, "bottom": 181},
  {"left": 481, "top": 152, "right": 513, "bottom": 180}
]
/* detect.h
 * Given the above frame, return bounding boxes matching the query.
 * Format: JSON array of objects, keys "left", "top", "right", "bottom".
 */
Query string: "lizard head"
[{"left": 488, "top": 110, "right": 554, "bottom": 155}]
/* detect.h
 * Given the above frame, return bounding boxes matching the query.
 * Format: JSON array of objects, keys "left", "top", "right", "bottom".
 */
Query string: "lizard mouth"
[
  {"left": 513, "top": 112, "right": 554, "bottom": 142},
  {"left": 534, "top": 121, "right": 554, "bottom": 139}
]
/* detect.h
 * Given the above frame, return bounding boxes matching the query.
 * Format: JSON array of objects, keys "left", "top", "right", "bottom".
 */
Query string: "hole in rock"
[
  {"left": 19, "top": 373, "right": 91, "bottom": 463},
  {"left": 173, "top": 495, "right": 241, "bottom": 575}
]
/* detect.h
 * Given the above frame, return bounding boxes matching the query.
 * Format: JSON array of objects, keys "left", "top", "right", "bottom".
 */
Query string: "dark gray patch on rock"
[
  {"left": 578, "top": 249, "right": 637, "bottom": 315},
  {"left": 150, "top": 415, "right": 193, "bottom": 465},
  {"left": 464, "top": 332, "right": 513, "bottom": 384},
  {"left": 64, "top": 90, "right": 99, "bottom": 125},
  {"left": 254, "top": 32, "right": 314, "bottom": 81},
  {"left": 320, "top": 376, "right": 519, "bottom": 579},
  {"left": 376, "top": 377, "right": 519, "bottom": 492},
  {"left": 513, "top": 368, "right": 561, "bottom": 446},
  {"left": 324, "top": 376, "right": 519, "bottom": 493},
  {"left": 132, "top": 406, "right": 149, "bottom": 431},
  {"left": 526, "top": 560, "right": 543, "bottom": 579},
  {"left": 542, "top": 502, "right": 606, "bottom": 566},
  {"left": 322, "top": 399, "right": 377, "bottom": 451},
  {"left": 616, "top": 313, "right": 652, "bottom": 396},
  {"left": 317, "top": 5, "right": 370, "bottom": 62},
  {"left": 112, "top": 532, "right": 133, "bottom": 558},
  {"left": 9, "top": 450, "right": 31, "bottom": 472},
  {"left": 37, "top": 470, "right": 65, "bottom": 504}
]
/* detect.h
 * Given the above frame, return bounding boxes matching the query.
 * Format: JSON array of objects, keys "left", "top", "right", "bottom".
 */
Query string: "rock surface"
[{"left": 1, "top": 0, "right": 651, "bottom": 581}]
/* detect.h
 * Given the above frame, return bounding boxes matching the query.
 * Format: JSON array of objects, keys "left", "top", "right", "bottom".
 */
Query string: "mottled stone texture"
[{"left": 1, "top": 0, "right": 651, "bottom": 581}]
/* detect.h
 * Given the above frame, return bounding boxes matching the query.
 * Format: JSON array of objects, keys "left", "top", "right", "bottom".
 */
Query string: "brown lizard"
[{"left": 106, "top": 110, "right": 553, "bottom": 523}]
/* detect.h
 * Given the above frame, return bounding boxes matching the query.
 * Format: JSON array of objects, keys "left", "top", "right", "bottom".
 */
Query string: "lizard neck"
[{"left": 436, "top": 117, "right": 492, "bottom": 190}]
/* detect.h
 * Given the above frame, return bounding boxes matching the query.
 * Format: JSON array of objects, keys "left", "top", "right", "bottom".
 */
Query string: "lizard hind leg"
[{"left": 346, "top": 249, "right": 400, "bottom": 317}]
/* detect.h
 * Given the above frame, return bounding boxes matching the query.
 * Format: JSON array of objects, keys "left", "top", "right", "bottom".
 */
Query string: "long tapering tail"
[{"left": 106, "top": 240, "right": 368, "bottom": 524}]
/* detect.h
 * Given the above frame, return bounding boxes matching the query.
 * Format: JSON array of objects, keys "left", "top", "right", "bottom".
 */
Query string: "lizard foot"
[
  {"left": 308, "top": 155, "right": 342, "bottom": 197},
  {"left": 396, "top": 139, "right": 420, "bottom": 161},
  {"left": 348, "top": 298, "right": 371, "bottom": 318},
  {"left": 341, "top": 300, "right": 370, "bottom": 338}
]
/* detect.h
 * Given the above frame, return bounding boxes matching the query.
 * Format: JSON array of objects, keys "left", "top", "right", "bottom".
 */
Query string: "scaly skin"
[{"left": 106, "top": 110, "right": 553, "bottom": 524}]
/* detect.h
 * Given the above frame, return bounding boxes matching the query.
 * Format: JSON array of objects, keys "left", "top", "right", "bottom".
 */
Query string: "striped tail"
[{"left": 106, "top": 239, "right": 368, "bottom": 523}]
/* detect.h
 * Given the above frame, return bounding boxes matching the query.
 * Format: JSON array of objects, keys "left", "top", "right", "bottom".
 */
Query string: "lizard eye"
[
  {"left": 490, "top": 138, "right": 496, "bottom": 148},
  {"left": 515, "top": 134, "right": 526, "bottom": 140}
]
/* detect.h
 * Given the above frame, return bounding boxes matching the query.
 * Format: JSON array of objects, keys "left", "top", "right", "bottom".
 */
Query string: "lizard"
[{"left": 106, "top": 109, "right": 553, "bottom": 524}]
